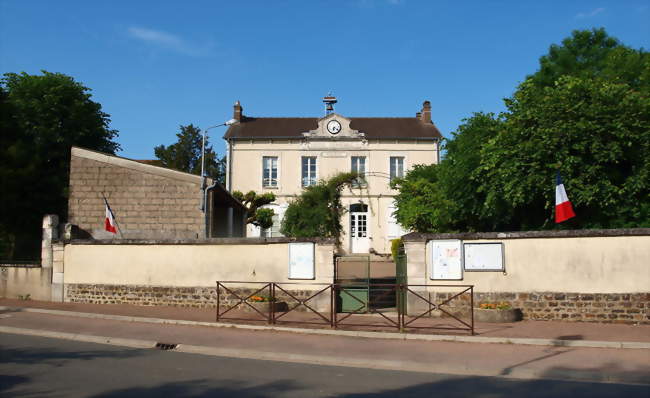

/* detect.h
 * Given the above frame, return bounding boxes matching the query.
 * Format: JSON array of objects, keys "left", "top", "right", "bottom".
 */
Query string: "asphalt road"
[{"left": 1, "top": 333, "right": 648, "bottom": 398}]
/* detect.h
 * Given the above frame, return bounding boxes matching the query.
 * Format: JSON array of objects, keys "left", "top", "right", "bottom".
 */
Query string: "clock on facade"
[{"left": 326, "top": 120, "right": 342, "bottom": 134}]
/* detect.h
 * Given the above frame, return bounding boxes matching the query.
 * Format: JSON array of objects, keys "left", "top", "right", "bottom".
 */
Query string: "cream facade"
[{"left": 224, "top": 100, "right": 442, "bottom": 254}]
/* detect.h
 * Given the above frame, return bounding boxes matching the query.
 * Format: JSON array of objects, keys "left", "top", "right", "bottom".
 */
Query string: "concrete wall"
[
  {"left": 0, "top": 265, "right": 52, "bottom": 301},
  {"left": 64, "top": 240, "right": 334, "bottom": 287},
  {"left": 403, "top": 230, "right": 650, "bottom": 323},
  {"left": 63, "top": 238, "right": 336, "bottom": 309},
  {"left": 68, "top": 147, "right": 206, "bottom": 240}
]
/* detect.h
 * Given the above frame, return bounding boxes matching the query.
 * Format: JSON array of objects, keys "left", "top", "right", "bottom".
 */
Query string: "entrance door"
[{"left": 350, "top": 204, "right": 369, "bottom": 253}]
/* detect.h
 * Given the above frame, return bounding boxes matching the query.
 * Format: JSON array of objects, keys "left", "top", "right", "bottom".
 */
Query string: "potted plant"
[
  {"left": 247, "top": 295, "right": 288, "bottom": 313},
  {"left": 474, "top": 302, "right": 522, "bottom": 323}
]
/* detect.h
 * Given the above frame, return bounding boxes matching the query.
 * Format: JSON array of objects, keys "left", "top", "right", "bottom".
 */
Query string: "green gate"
[{"left": 335, "top": 255, "right": 399, "bottom": 313}]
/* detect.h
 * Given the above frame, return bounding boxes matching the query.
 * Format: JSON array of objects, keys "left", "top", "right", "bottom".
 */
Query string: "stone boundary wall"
[
  {"left": 65, "top": 284, "right": 330, "bottom": 312},
  {"left": 424, "top": 291, "right": 649, "bottom": 324},
  {"left": 403, "top": 229, "right": 650, "bottom": 324},
  {"left": 472, "top": 292, "right": 649, "bottom": 324}
]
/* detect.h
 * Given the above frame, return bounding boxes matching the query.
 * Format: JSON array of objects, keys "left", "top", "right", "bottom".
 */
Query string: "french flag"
[
  {"left": 104, "top": 198, "right": 117, "bottom": 234},
  {"left": 555, "top": 172, "right": 576, "bottom": 223}
]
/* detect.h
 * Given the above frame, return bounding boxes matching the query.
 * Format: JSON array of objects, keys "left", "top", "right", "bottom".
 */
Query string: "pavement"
[{"left": 1, "top": 299, "right": 649, "bottom": 385}]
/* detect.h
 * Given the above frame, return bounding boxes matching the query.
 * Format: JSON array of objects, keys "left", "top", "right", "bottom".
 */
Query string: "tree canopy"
[
  {"left": 154, "top": 124, "right": 226, "bottom": 183},
  {"left": 281, "top": 172, "right": 358, "bottom": 246},
  {"left": 231, "top": 190, "right": 276, "bottom": 229},
  {"left": 392, "top": 28, "right": 650, "bottom": 233},
  {"left": 0, "top": 71, "right": 120, "bottom": 259}
]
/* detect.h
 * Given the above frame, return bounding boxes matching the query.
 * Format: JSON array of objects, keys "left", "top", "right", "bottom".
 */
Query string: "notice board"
[
  {"left": 288, "top": 242, "right": 315, "bottom": 279},
  {"left": 463, "top": 242, "right": 504, "bottom": 271},
  {"left": 428, "top": 239, "right": 463, "bottom": 280}
]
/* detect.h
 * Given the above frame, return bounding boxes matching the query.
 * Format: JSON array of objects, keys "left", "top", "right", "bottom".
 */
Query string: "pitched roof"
[{"left": 223, "top": 116, "right": 442, "bottom": 140}]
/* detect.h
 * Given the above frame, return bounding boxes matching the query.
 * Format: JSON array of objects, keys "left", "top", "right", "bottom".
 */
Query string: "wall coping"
[
  {"left": 65, "top": 237, "right": 336, "bottom": 246},
  {"left": 402, "top": 228, "right": 650, "bottom": 242},
  {"left": 71, "top": 146, "right": 205, "bottom": 185}
]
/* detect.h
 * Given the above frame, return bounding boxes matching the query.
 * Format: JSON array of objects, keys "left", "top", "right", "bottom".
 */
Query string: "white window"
[
  {"left": 302, "top": 156, "right": 317, "bottom": 187},
  {"left": 351, "top": 156, "right": 366, "bottom": 187},
  {"left": 263, "top": 156, "right": 278, "bottom": 188},
  {"left": 390, "top": 156, "right": 404, "bottom": 181}
]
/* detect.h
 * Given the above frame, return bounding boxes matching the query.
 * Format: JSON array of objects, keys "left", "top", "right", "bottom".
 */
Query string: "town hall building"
[{"left": 223, "top": 96, "right": 442, "bottom": 254}]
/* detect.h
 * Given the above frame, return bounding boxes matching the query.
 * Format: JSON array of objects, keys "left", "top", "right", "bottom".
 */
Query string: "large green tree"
[
  {"left": 393, "top": 28, "right": 649, "bottom": 233},
  {"left": 478, "top": 76, "right": 649, "bottom": 229},
  {"left": 391, "top": 112, "right": 504, "bottom": 232},
  {"left": 154, "top": 124, "right": 226, "bottom": 183},
  {"left": 281, "top": 172, "right": 358, "bottom": 246},
  {"left": 0, "top": 71, "right": 120, "bottom": 259}
]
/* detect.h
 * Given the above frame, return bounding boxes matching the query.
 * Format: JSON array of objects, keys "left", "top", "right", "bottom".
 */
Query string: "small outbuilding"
[{"left": 67, "top": 147, "right": 247, "bottom": 239}]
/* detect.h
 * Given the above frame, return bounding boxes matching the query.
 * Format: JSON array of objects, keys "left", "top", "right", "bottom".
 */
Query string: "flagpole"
[{"left": 102, "top": 193, "right": 123, "bottom": 238}]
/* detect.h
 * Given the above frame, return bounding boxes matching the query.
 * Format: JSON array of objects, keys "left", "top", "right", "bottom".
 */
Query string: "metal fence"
[{"left": 216, "top": 281, "right": 474, "bottom": 335}]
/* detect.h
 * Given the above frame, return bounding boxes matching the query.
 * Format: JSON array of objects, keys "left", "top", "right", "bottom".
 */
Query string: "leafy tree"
[
  {"left": 154, "top": 124, "right": 226, "bottom": 183},
  {"left": 281, "top": 172, "right": 358, "bottom": 246},
  {"left": 0, "top": 71, "right": 119, "bottom": 260},
  {"left": 391, "top": 113, "right": 504, "bottom": 232},
  {"left": 478, "top": 76, "right": 649, "bottom": 229},
  {"left": 393, "top": 28, "right": 649, "bottom": 232},
  {"left": 231, "top": 191, "right": 276, "bottom": 229}
]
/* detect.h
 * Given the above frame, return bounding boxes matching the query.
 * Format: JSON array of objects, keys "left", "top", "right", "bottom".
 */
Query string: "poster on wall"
[
  {"left": 428, "top": 239, "right": 463, "bottom": 280},
  {"left": 463, "top": 243, "right": 504, "bottom": 271},
  {"left": 288, "top": 242, "right": 315, "bottom": 279}
]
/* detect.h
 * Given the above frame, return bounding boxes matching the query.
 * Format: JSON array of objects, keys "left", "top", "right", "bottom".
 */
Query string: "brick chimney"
[
  {"left": 233, "top": 100, "right": 243, "bottom": 122},
  {"left": 419, "top": 101, "right": 431, "bottom": 124}
]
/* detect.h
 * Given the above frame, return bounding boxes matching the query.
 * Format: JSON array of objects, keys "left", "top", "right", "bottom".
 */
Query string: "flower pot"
[
  {"left": 247, "top": 301, "right": 289, "bottom": 313},
  {"left": 474, "top": 308, "right": 522, "bottom": 323}
]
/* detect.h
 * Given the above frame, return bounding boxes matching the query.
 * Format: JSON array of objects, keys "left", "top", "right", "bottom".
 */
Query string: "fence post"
[
  {"left": 329, "top": 283, "right": 334, "bottom": 328},
  {"left": 216, "top": 282, "right": 221, "bottom": 322},
  {"left": 270, "top": 283, "right": 275, "bottom": 325},
  {"left": 470, "top": 285, "right": 475, "bottom": 335}
]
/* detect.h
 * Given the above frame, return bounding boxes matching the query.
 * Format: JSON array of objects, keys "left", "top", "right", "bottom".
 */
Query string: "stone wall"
[
  {"left": 65, "top": 283, "right": 330, "bottom": 312},
  {"left": 403, "top": 229, "right": 650, "bottom": 324},
  {"left": 473, "top": 292, "right": 649, "bottom": 324},
  {"left": 68, "top": 147, "right": 205, "bottom": 239}
]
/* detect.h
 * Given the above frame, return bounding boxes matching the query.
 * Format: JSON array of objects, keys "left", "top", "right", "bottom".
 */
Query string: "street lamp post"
[
  {"left": 201, "top": 118, "right": 237, "bottom": 187},
  {"left": 200, "top": 118, "right": 236, "bottom": 211}
]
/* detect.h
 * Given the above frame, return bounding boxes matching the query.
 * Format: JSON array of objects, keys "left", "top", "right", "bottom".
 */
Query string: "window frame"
[
  {"left": 351, "top": 156, "right": 367, "bottom": 187},
  {"left": 301, "top": 156, "right": 318, "bottom": 187},
  {"left": 389, "top": 156, "right": 405, "bottom": 182},
  {"left": 262, "top": 156, "right": 279, "bottom": 188}
]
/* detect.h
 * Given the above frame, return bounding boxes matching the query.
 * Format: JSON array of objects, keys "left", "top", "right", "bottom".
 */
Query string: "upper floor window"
[
  {"left": 302, "top": 156, "right": 317, "bottom": 187},
  {"left": 263, "top": 156, "right": 278, "bottom": 188},
  {"left": 351, "top": 156, "right": 366, "bottom": 187},
  {"left": 390, "top": 156, "right": 405, "bottom": 181}
]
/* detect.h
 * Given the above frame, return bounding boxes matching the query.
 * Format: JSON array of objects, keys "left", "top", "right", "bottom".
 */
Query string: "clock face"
[{"left": 327, "top": 120, "right": 342, "bottom": 134}]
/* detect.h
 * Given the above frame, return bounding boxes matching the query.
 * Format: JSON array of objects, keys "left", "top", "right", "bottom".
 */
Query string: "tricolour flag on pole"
[
  {"left": 555, "top": 172, "right": 576, "bottom": 223},
  {"left": 104, "top": 198, "right": 117, "bottom": 234}
]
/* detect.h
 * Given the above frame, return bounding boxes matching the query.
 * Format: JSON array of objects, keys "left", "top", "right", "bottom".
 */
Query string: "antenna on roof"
[{"left": 323, "top": 92, "right": 337, "bottom": 116}]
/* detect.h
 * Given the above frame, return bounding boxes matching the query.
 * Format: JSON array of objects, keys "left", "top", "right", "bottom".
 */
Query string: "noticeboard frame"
[
  {"left": 428, "top": 239, "right": 464, "bottom": 281},
  {"left": 288, "top": 242, "right": 316, "bottom": 280},
  {"left": 463, "top": 242, "right": 505, "bottom": 272}
]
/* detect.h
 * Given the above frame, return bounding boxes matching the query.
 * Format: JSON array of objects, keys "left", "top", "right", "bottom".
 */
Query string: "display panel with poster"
[
  {"left": 288, "top": 242, "right": 315, "bottom": 279},
  {"left": 428, "top": 239, "right": 463, "bottom": 280}
]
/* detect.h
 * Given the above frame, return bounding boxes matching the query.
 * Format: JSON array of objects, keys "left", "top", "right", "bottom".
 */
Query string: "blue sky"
[{"left": 1, "top": 1, "right": 648, "bottom": 159}]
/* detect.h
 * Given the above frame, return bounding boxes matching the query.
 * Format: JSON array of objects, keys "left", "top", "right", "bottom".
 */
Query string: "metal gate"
[{"left": 334, "top": 256, "right": 397, "bottom": 313}]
